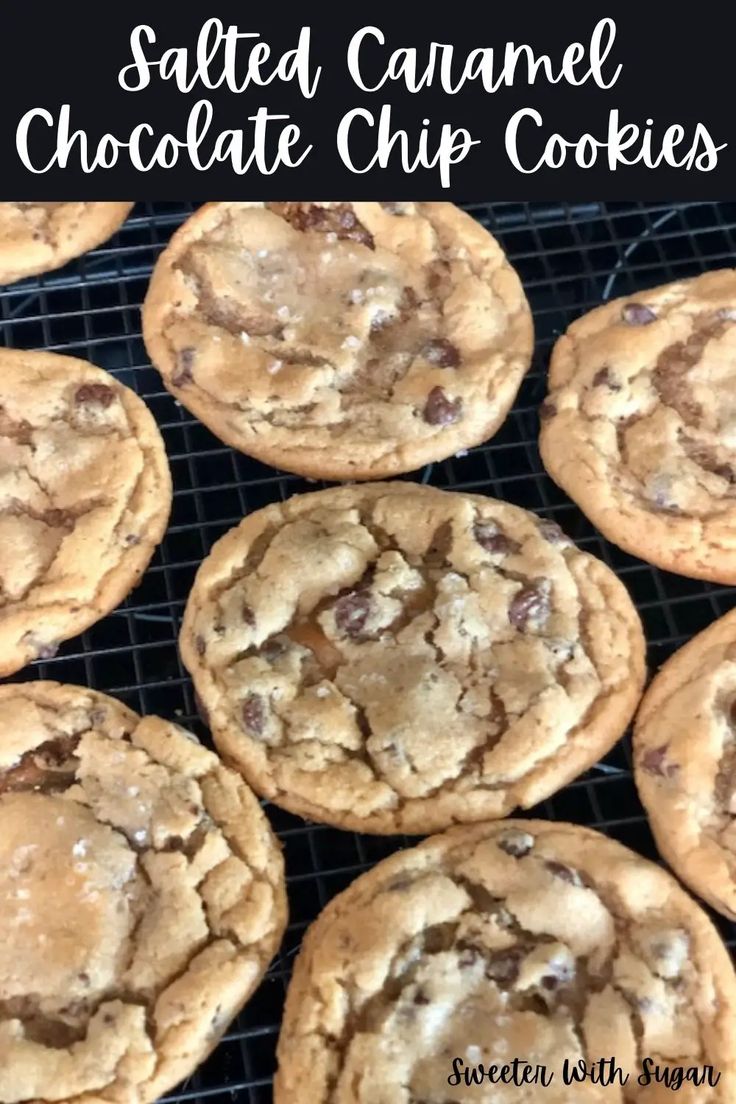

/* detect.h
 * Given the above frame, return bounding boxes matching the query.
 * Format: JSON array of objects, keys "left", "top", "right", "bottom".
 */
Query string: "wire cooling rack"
[{"left": 2, "top": 200, "right": 736, "bottom": 1102}]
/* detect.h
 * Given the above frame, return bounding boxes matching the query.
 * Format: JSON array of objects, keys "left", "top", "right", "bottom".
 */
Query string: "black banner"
[{"left": 1, "top": 3, "right": 733, "bottom": 199}]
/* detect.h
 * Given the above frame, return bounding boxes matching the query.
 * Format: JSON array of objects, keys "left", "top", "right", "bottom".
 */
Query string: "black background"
[{"left": 1, "top": 3, "right": 734, "bottom": 199}]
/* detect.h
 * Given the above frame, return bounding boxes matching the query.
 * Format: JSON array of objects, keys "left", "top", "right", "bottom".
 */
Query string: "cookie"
[
  {"left": 0, "top": 202, "right": 134, "bottom": 285},
  {"left": 275, "top": 818, "right": 736, "bottom": 1103},
  {"left": 634, "top": 607, "right": 736, "bottom": 921},
  {"left": 0, "top": 348, "right": 172, "bottom": 675},
  {"left": 540, "top": 269, "right": 736, "bottom": 582},
  {"left": 180, "top": 482, "right": 645, "bottom": 834},
  {"left": 142, "top": 202, "right": 533, "bottom": 480},
  {"left": 0, "top": 680, "right": 287, "bottom": 1104}
]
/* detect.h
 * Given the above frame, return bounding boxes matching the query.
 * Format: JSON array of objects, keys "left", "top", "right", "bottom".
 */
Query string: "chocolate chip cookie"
[
  {"left": 0, "top": 202, "right": 134, "bottom": 284},
  {"left": 0, "top": 348, "right": 172, "bottom": 675},
  {"left": 540, "top": 269, "right": 736, "bottom": 582},
  {"left": 275, "top": 819, "right": 736, "bottom": 1103},
  {"left": 634, "top": 607, "right": 736, "bottom": 921},
  {"left": 180, "top": 482, "right": 645, "bottom": 834},
  {"left": 142, "top": 202, "right": 533, "bottom": 480},
  {"left": 0, "top": 680, "right": 287, "bottom": 1104}
]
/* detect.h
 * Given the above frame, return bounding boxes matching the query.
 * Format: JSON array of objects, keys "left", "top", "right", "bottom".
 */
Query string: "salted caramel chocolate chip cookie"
[
  {"left": 275, "top": 819, "right": 736, "bottom": 1103},
  {"left": 181, "top": 482, "right": 645, "bottom": 834},
  {"left": 540, "top": 269, "right": 736, "bottom": 582},
  {"left": 142, "top": 202, "right": 533, "bottom": 480},
  {"left": 0, "top": 348, "right": 171, "bottom": 676},
  {"left": 634, "top": 607, "right": 736, "bottom": 921},
  {"left": 0, "top": 202, "right": 134, "bottom": 284},
  {"left": 0, "top": 681, "right": 287, "bottom": 1104}
]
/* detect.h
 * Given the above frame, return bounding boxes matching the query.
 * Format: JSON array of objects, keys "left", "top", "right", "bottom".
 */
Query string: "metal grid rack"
[{"left": 2, "top": 200, "right": 736, "bottom": 1102}]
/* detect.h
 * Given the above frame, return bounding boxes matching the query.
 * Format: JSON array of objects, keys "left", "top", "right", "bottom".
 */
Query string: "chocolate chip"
[
  {"left": 241, "top": 694, "right": 266, "bottom": 736},
  {"left": 78, "top": 972, "right": 90, "bottom": 985},
  {"left": 538, "top": 520, "right": 571, "bottom": 546},
  {"left": 75, "top": 382, "right": 115, "bottom": 407},
  {"left": 194, "top": 634, "right": 206, "bottom": 657},
  {"left": 274, "top": 202, "right": 375, "bottom": 249},
  {"left": 242, "top": 604, "right": 256, "bottom": 627},
  {"left": 422, "top": 338, "right": 460, "bottom": 368},
  {"left": 334, "top": 592, "right": 371, "bottom": 638},
  {"left": 123, "top": 534, "right": 141, "bottom": 546},
  {"left": 541, "top": 957, "right": 575, "bottom": 990},
  {"left": 172, "top": 347, "right": 195, "bottom": 387},
  {"left": 508, "top": 581, "right": 550, "bottom": 631},
  {"left": 641, "top": 744, "right": 679, "bottom": 779},
  {"left": 498, "top": 828, "right": 534, "bottom": 857},
  {"left": 622, "top": 303, "right": 657, "bottom": 326},
  {"left": 413, "top": 989, "right": 431, "bottom": 1005},
  {"left": 423, "top": 386, "right": 463, "bottom": 426},
  {"left": 474, "top": 521, "right": 520, "bottom": 556},
  {"left": 486, "top": 948, "right": 523, "bottom": 984},
  {"left": 399, "top": 286, "right": 419, "bottom": 314},
  {"left": 592, "top": 367, "right": 622, "bottom": 390},
  {"left": 261, "top": 636, "right": 288, "bottom": 662},
  {"left": 539, "top": 400, "right": 557, "bottom": 421},
  {"left": 380, "top": 202, "right": 408, "bottom": 215},
  {"left": 545, "top": 861, "right": 581, "bottom": 885}
]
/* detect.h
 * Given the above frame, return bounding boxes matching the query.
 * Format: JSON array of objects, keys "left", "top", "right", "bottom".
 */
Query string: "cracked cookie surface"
[
  {"left": 275, "top": 819, "right": 736, "bottom": 1103},
  {"left": 0, "top": 203, "right": 134, "bottom": 285},
  {"left": 0, "top": 680, "right": 287, "bottom": 1104},
  {"left": 0, "top": 348, "right": 172, "bottom": 676},
  {"left": 540, "top": 270, "right": 736, "bottom": 582},
  {"left": 142, "top": 202, "right": 533, "bottom": 480},
  {"left": 634, "top": 607, "right": 736, "bottom": 921},
  {"left": 181, "top": 483, "right": 645, "bottom": 834}
]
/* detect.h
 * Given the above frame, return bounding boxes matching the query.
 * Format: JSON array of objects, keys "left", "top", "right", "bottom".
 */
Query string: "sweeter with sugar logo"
[
  {"left": 12, "top": 17, "right": 727, "bottom": 185},
  {"left": 448, "top": 1055, "right": 722, "bottom": 1091}
]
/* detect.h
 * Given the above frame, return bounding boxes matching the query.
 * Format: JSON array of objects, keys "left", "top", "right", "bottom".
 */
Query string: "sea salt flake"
[
  {"left": 276, "top": 305, "right": 291, "bottom": 320},
  {"left": 133, "top": 829, "right": 147, "bottom": 844},
  {"left": 256, "top": 248, "right": 269, "bottom": 258},
  {"left": 268, "top": 360, "right": 283, "bottom": 375},
  {"left": 342, "top": 335, "right": 360, "bottom": 350},
  {"left": 325, "top": 232, "right": 338, "bottom": 243},
  {"left": 315, "top": 686, "right": 330, "bottom": 699},
  {"left": 240, "top": 332, "right": 250, "bottom": 345},
  {"left": 127, "top": 786, "right": 140, "bottom": 797},
  {"left": 349, "top": 289, "right": 365, "bottom": 304},
  {"left": 72, "top": 840, "right": 89, "bottom": 858}
]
